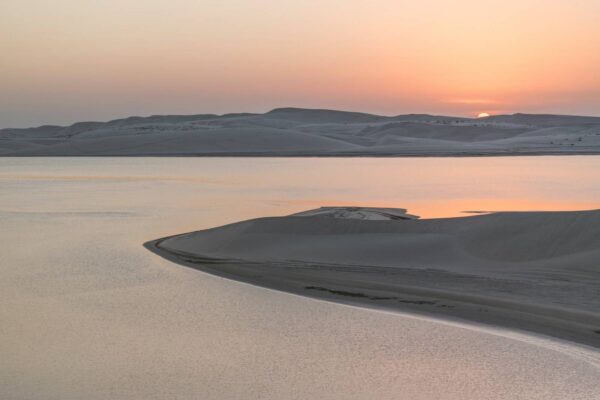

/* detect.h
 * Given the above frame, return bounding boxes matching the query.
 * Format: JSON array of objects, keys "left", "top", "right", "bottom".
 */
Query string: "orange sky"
[{"left": 2, "top": 0, "right": 600, "bottom": 128}]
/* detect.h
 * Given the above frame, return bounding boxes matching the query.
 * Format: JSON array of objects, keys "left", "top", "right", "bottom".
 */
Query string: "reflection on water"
[
  {"left": 1, "top": 156, "right": 599, "bottom": 225},
  {"left": 0, "top": 157, "right": 599, "bottom": 399}
]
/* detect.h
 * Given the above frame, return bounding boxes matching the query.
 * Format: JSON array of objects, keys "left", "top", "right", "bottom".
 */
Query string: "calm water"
[{"left": 1, "top": 157, "right": 599, "bottom": 399}]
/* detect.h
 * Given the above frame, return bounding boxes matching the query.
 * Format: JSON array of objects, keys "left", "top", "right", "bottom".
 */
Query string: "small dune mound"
[{"left": 291, "top": 206, "right": 419, "bottom": 220}]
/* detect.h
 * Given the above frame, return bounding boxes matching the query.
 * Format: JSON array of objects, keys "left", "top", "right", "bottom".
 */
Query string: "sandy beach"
[{"left": 147, "top": 207, "right": 600, "bottom": 348}]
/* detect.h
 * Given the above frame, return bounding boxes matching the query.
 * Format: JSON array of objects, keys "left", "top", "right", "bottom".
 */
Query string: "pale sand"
[
  {"left": 146, "top": 207, "right": 600, "bottom": 348},
  {"left": 3, "top": 108, "right": 600, "bottom": 156}
]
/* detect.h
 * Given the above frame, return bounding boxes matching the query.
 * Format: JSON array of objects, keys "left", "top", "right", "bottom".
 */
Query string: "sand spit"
[
  {"left": 4, "top": 108, "right": 600, "bottom": 156},
  {"left": 146, "top": 207, "right": 600, "bottom": 348}
]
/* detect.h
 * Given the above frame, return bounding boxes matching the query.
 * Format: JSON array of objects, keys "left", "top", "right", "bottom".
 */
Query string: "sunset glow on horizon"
[{"left": 2, "top": 0, "right": 600, "bottom": 128}]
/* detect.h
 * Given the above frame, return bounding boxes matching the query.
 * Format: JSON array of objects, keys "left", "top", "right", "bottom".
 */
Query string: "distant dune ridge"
[
  {"left": 3, "top": 108, "right": 600, "bottom": 156},
  {"left": 147, "top": 207, "right": 600, "bottom": 347}
]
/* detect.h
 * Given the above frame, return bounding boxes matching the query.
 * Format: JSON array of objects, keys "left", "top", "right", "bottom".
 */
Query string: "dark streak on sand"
[
  {"left": 305, "top": 286, "right": 398, "bottom": 301},
  {"left": 304, "top": 286, "right": 444, "bottom": 305}
]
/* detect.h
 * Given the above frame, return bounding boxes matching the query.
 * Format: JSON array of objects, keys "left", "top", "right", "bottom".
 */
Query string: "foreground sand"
[{"left": 146, "top": 207, "right": 600, "bottom": 348}]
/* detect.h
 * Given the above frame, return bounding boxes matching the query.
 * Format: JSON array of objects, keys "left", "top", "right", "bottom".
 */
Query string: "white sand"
[
  {"left": 3, "top": 108, "right": 600, "bottom": 156},
  {"left": 148, "top": 207, "right": 600, "bottom": 347}
]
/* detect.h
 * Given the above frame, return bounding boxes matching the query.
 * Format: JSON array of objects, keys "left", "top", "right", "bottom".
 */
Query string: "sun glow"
[
  {"left": 3, "top": 0, "right": 600, "bottom": 127},
  {"left": 477, "top": 112, "right": 490, "bottom": 118}
]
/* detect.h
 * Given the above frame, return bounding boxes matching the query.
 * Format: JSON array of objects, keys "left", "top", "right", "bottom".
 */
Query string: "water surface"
[{"left": 1, "top": 157, "right": 599, "bottom": 399}]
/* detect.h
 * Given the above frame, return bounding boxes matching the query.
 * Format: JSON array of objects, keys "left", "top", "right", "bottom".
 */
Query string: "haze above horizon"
[{"left": 2, "top": 0, "right": 600, "bottom": 128}]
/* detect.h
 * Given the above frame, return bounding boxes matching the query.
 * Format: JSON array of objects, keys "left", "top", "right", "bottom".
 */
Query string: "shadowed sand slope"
[
  {"left": 4, "top": 108, "right": 600, "bottom": 156},
  {"left": 147, "top": 208, "right": 600, "bottom": 347}
]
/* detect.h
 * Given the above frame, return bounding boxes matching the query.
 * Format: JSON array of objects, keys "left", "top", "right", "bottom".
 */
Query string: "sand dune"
[
  {"left": 3, "top": 127, "right": 360, "bottom": 156},
  {"left": 3, "top": 108, "right": 600, "bottom": 156},
  {"left": 147, "top": 208, "right": 600, "bottom": 347}
]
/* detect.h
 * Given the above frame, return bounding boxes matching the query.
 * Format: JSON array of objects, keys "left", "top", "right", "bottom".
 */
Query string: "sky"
[{"left": 2, "top": 0, "right": 600, "bottom": 128}]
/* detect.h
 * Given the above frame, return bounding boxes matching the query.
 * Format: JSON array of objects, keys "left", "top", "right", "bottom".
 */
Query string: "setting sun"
[{"left": 477, "top": 112, "right": 490, "bottom": 118}]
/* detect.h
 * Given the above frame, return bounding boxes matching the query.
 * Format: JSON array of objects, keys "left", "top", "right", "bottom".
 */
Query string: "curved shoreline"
[{"left": 144, "top": 236, "right": 600, "bottom": 349}]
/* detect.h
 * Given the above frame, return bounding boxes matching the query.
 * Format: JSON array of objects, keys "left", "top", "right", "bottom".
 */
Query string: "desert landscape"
[
  {"left": 3, "top": 0, "right": 600, "bottom": 398},
  {"left": 3, "top": 108, "right": 600, "bottom": 156}
]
